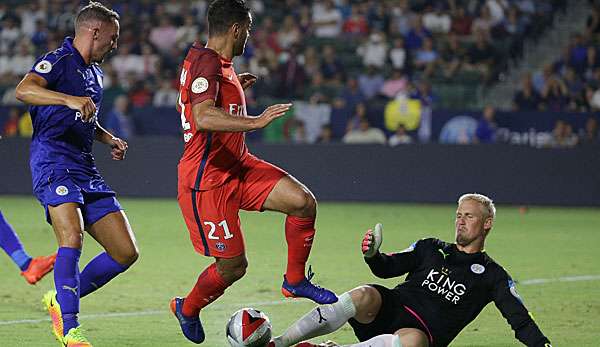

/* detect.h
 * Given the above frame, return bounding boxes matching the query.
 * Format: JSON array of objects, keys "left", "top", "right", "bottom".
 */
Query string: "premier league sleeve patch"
[
  {"left": 34, "top": 60, "right": 53, "bottom": 74},
  {"left": 191, "top": 77, "right": 209, "bottom": 94}
]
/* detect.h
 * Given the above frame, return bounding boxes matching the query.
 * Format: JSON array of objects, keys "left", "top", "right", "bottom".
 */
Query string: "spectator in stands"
[
  {"left": 367, "top": 1, "right": 390, "bottom": 33},
  {"left": 346, "top": 102, "right": 368, "bottom": 134},
  {"left": 441, "top": 32, "right": 466, "bottom": 79},
  {"left": 584, "top": 46, "right": 600, "bottom": 79},
  {"left": 390, "top": 0, "right": 415, "bottom": 36},
  {"left": 388, "top": 124, "right": 413, "bottom": 146},
  {"left": 405, "top": 15, "right": 432, "bottom": 50},
  {"left": 316, "top": 125, "right": 333, "bottom": 143},
  {"left": 111, "top": 44, "right": 143, "bottom": 81},
  {"left": 339, "top": 77, "right": 365, "bottom": 116},
  {"left": 581, "top": 117, "right": 599, "bottom": 144},
  {"left": 153, "top": 79, "right": 178, "bottom": 107},
  {"left": 175, "top": 14, "right": 199, "bottom": 50},
  {"left": 2, "top": 107, "right": 19, "bottom": 137},
  {"left": 320, "top": 44, "right": 345, "bottom": 81},
  {"left": 343, "top": 117, "right": 387, "bottom": 145},
  {"left": 513, "top": 73, "right": 542, "bottom": 110},
  {"left": 342, "top": 4, "right": 369, "bottom": 38},
  {"left": 293, "top": 93, "right": 331, "bottom": 144},
  {"left": 9, "top": 42, "right": 35, "bottom": 77},
  {"left": 380, "top": 69, "right": 408, "bottom": 99},
  {"left": 31, "top": 19, "right": 49, "bottom": 53},
  {"left": 423, "top": 3, "right": 451, "bottom": 34},
  {"left": 542, "top": 77, "right": 569, "bottom": 111},
  {"left": 586, "top": 1, "right": 600, "bottom": 39},
  {"left": 18, "top": 110, "right": 33, "bottom": 137},
  {"left": 569, "top": 33, "right": 589, "bottom": 75},
  {"left": 312, "top": 0, "right": 343, "bottom": 39},
  {"left": 276, "top": 45, "right": 306, "bottom": 99},
  {"left": 450, "top": 6, "right": 473, "bottom": 36},
  {"left": 139, "top": 43, "right": 159, "bottom": 78},
  {"left": 277, "top": 15, "right": 302, "bottom": 50},
  {"left": 389, "top": 37, "right": 407, "bottom": 71},
  {"left": 549, "top": 120, "right": 578, "bottom": 148},
  {"left": 357, "top": 31, "right": 388, "bottom": 69},
  {"left": 358, "top": 65, "right": 384, "bottom": 100},
  {"left": 533, "top": 63, "right": 555, "bottom": 94},
  {"left": 414, "top": 37, "right": 439, "bottom": 78},
  {"left": 103, "top": 95, "right": 134, "bottom": 140},
  {"left": 464, "top": 31, "right": 496, "bottom": 83},
  {"left": 149, "top": 17, "right": 177, "bottom": 53},
  {"left": 472, "top": 5, "right": 494, "bottom": 40},
  {"left": 296, "top": 4, "right": 314, "bottom": 35},
  {"left": 128, "top": 80, "right": 153, "bottom": 108},
  {"left": 485, "top": 0, "right": 508, "bottom": 26},
  {"left": 0, "top": 16, "right": 20, "bottom": 55},
  {"left": 502, "top": 6, "right": 527, "bottom": 63},
  {"left": 475, "top": 106, "right": 497, "bottom": 144},
  {"left": 299, "top": 46, "right": 321, "bottom": 77}
]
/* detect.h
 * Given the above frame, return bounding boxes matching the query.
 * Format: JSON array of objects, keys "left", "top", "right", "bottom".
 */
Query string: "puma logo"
[
  {"left": 438, "top": 248, "right": 450, "bottom": 259},
  {"left": 62, "top": 285, "right": 78, "bottom": 296}
]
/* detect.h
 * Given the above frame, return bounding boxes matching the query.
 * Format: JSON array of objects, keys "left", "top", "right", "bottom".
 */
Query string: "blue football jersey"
[{"left": 28, "top": 37, "right": 104, "bottom": 189}]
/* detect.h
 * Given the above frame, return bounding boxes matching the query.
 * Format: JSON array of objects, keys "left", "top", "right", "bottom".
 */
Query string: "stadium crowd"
[{"left": 1, "top": 0, "right": 598, "bottom": 146}]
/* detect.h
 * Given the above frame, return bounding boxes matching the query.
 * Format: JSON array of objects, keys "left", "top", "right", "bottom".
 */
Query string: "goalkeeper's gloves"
[{"left": 361, "top": 223, "right": 383, "bottom": 258}]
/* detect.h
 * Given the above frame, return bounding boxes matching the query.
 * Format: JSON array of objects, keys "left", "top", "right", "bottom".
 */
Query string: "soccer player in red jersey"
[{"left": 170, "top": 0, "right": 337, "bottom": 343}]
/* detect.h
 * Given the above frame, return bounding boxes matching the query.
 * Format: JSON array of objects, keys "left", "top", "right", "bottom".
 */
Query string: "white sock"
[
  {"left": 273, "top": 292, "right": 357, "bottom": 347},
  {"left": 346, "top": 334, "right": 402, "bottom": 347}
]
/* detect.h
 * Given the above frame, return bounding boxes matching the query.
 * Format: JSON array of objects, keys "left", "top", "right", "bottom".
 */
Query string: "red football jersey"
[{"left": 177, "top": 44, "right": 249, "bottom": 191}]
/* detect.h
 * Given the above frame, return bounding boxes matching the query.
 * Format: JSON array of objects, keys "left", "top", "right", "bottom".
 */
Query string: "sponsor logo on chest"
[
  {"left": 421, "top": 268, "right": 467, "bottom": 304},
  {"left": 228, "top": 103, "right": 246, "bottom": 116}
]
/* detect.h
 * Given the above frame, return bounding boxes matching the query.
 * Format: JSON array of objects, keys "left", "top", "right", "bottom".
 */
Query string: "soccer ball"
[{"left": 226, "top": 307, "right": 272, "bottom": 347}]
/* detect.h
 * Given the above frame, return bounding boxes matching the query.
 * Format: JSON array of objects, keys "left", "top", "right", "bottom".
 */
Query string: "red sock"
[
  {"left": 182, "top": 263, "right": 228, "bottom": 317},
  {"left": 285, "top": 215, "right": 316, "bottom": 284}
]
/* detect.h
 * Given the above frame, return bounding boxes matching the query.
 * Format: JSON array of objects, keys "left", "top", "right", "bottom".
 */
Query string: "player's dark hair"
[
  {"left": 207, "top": 0, "right": 251, "bottom": 37},
  {"left": 75, "top": 1, "right": 119, "bottom": 29}
]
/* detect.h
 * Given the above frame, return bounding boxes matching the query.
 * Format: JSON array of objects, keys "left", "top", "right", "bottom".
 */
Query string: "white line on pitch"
[
  {"left": 0, "top": 298, "right": 302, "bottom": 326},
  {"left": 1, "top": 274, "right": 599, "bottom": 326}
]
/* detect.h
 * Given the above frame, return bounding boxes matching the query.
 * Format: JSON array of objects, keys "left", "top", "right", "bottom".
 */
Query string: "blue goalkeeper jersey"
[{"left": 28, "top": 37, "right": 104, "bottom": 190}]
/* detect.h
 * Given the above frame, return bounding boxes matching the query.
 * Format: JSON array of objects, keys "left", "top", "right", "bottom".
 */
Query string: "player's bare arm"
[
  {"left": 95, "top": 122, "right": 128, "bottom": 161},
  {"left": 16, "top": 73, "right": 97, "bottom": 122},
  {"left": 192, "top": 99, "right": 291, "bottom": 132},
  {"left": 237, "top": 72, "right": 257, "bottom": 90}
]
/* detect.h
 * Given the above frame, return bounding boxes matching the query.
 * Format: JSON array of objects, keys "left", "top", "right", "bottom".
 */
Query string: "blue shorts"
[{"left": 33, "top": 168, "right": 122, "bottom": 226}]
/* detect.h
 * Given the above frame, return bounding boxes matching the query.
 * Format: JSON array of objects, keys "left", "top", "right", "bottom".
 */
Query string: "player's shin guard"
[
  {"left": 79, "top": 252, "right": 129, "bottom": 297},
  {"left": 182, "top": 263, "right": 229, "bottom": 317},
  {"left": 273, "top": 292, "right": 356, "bottom": 347},
  {"left": 54, "top": 247, "right": 81, "bottom": 335},
  {"left": 0, "top": 211, "right": 32, "bottom": 271},
  {"left": 285, "top": 216, "right": 315, "bottom": 284},
  {"left": 346, "top": 334, "right": 402, "bottom": 347}
]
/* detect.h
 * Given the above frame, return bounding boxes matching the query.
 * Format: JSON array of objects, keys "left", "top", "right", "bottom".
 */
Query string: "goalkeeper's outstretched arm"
[{"left": 362, "top": 224, "right": 420, "bottom": 279}]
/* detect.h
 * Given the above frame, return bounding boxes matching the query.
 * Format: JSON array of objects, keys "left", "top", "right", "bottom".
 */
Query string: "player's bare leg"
[
  {"left": 263, "top": 175, "right": 337, "bottom": 304},
  {"left": 46, "top": 203, "right": 85, "bottom": 340},
  {"left": 79, "top": 211, "right": 138, "bottom": 297},
  {"left": 394, "top": 329, "right": 429, "bottom": 347}
]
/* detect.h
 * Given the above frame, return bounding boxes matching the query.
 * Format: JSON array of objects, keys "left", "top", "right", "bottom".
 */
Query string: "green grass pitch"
[{"left": 0, "top": 196, "right": 599, "bottom": 346}]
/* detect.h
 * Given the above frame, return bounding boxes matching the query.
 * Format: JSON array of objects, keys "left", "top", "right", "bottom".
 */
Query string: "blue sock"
[
  {"left": 80, "top": 252, "right": 129, "bottom": 298},
  {"left": 0, "top": 211, "right": 32, "bottom": 271},
  {"left": 54, "top": 247, "right": 81, "bottom": 335}
]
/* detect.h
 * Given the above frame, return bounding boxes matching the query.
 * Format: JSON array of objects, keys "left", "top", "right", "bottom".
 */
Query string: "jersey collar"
[{"left": 63, "top": 37, "right": 89, "bottom": 67}]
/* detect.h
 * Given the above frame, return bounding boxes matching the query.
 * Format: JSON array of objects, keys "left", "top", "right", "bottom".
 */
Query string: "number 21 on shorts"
[{"left": 204, "top": 220, "right": 234, "bottom": 240}]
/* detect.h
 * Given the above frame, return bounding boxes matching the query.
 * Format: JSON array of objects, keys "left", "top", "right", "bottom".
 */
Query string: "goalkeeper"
[{"left": 269, "top": 193, "right": 552, "bottom": 347}]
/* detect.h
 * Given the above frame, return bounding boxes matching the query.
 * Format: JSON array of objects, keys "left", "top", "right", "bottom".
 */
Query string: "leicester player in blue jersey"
[
  {"left": 15, "top": 2, "right": 138, "bottom": 346},
  {"left": 0, "top": 210, "right": 56, "bottom": 284}
]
